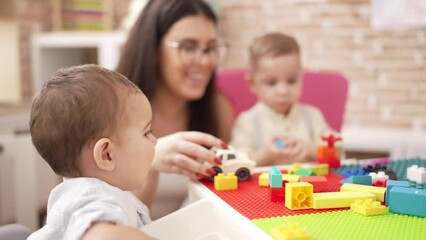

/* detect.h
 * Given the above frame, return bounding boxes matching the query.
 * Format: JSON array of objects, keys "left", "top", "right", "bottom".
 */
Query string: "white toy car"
[{"left": 208, "top": 146, "right": 256, "bottom": 181}]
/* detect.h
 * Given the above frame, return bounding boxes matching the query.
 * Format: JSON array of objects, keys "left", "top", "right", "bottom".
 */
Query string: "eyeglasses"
[{"left": 165, "top": 40, "right": 229, "bottom": 65}]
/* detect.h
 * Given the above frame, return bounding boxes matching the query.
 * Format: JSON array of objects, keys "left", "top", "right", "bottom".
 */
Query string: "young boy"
[
  {"left": 28, "top": 65, "right": 156, "bottom": 239},
  {"left": 230, "top": 33, "right": 339, "bottom": 166}
]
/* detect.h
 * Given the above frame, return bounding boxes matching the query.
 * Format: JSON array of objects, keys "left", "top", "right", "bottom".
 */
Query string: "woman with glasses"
[{"left": 116, "top": 0, "right": 234, "bottom": 219}]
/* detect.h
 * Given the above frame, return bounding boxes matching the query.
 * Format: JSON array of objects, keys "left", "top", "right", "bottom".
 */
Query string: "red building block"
[{"left": 300, "top": 176, "right": 328, "bottom": 192}]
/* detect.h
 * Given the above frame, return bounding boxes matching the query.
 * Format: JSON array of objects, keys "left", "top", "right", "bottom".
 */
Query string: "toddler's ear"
[{"left": 93, "top": 138, "right": 115, "bottom": 171}]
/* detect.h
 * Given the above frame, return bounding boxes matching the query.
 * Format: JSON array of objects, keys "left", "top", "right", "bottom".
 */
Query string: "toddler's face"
[
  {"left": 250, "top": 53, "right": 302, "bottom": 115},
  {"left": 113, "top": 92, "right": 157, "bottom": 190}
]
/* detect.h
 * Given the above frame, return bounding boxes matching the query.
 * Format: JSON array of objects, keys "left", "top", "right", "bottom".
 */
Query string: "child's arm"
[
  {"left": 252, "top": 137, "right": 315, "bottom": 166},
  {"left": 82, "top": 222, "right": 155, "bottom": 240}
]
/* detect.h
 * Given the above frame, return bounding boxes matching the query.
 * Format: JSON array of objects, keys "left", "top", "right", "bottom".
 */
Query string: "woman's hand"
[{"left": 151, "top": 131, "right": 227, "bottom": 180}]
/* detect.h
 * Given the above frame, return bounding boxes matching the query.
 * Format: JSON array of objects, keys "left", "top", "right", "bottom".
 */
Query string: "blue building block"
[
  {"left": 340, "top": 175, "right": 372, "bottom": 185},
  {"left": 385, "top": 180, "right": 410, "bottom": 205},
  {"left": 275, "top": 138, "right": 288, "bottom": 150},
  {"left": 388, "top": 186, "right": 426, "bottom": 217},
  {"left": 269, "top": 166, "right": 283, "bottom": 188},
  {"left": 341, "top": 169, "right": 367, "bottom": 178}
]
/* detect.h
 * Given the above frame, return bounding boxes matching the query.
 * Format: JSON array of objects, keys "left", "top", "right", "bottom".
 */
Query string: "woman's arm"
[{"left": 215, "top": 92, "right": 235, "bottom": 143}]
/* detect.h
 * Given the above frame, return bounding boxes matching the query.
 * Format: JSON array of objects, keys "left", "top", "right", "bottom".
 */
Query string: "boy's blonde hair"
[
  {"left": 249, "top": 32, "right": 300, "bottom": 69},
  {"left": 30, "top": 64, "right": 141, "bottom": 177}
]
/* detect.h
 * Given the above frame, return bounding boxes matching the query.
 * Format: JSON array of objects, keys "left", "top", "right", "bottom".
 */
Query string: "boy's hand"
[
  {"left": 151, "top": 131, "right": 227, "bottom": 180},
  {"left": 253, "top": 136, "right": 308, "bottom": 166}
]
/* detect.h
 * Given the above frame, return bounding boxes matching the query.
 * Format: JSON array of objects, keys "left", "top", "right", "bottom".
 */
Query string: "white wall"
[{"left": 0, "top": 20, "right": 21, "bottom": 102}]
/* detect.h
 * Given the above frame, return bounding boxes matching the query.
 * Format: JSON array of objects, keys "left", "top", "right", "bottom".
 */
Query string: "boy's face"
[
  {"left": 249, "top": 53, "right": 302, "bottom": 115},
  {"left": 113, "top": 92, "right": 157, "bottom": 190}
]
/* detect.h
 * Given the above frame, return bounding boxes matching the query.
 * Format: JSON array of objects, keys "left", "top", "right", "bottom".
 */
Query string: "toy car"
[{"left": 208, "top": 146, "right": 256, "bottom": 181}]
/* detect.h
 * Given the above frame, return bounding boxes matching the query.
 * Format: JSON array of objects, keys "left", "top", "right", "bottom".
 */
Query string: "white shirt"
[
  {"left": 28, "top": 178, "right": 151, "bottom": 240},
  {"left": 230, "top": 102, "right": 336, "bottom": 161}
]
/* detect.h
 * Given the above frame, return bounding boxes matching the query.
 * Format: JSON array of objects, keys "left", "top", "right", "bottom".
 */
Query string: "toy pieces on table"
[
  {"left": 300, "top": 176, "right": 327, "bottom": 192},
  {"left": 307, "top": 163, "right": 329, "bottom": 176},
  {"left": 214, "top": 173, "right": 238, "bottom": 191},
  {"left": 285, "top": 182, "right": 313, "bottom": 210},
  {"left": 388, "top": 186, "right": 426, "bottom": 217},
  {"left": 317, "top": 134, "right": 342, "bottom": 169},
  {"left": 369, "top": 171, "right": 389, "bottom": 187},
  {"left": 350, "top": 199, "right": 388, "bottom": 216},
  {"left": 208, "top": 146, "right": 256, "bottom": 181},
  {"left": 271, "top": 223, "right": 311, "bottom": 240},
  {"left": 270, "top": 166, "right": 284, "bottom": 188},
  {"left": 340, "top": 175, "right": 372, "bottom": 186},
  {"left": 363, "top": 164, "right": 387, "bottom": 173},
  {"left": 385, "top": 180, "right": 410, "bottom": 205},
  {"left": 406, "top": 165, "right": 426, "bottom": 184},
  {"left": 270, "top": 187, "right": 285, "bottom": 203},
  {"left": 340, "top": 168, "right": 367, "bottom": 178},
  {"left": 313, "top": 191, "right": 376, "bottom": 209},
  {"left": 340, "top": 183, "right": 386, "bottom": 202}
]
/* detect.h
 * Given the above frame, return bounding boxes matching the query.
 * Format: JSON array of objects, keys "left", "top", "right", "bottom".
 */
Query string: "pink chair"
[{"left": 215, "top": 69, "right": 348, "bottom": 132}]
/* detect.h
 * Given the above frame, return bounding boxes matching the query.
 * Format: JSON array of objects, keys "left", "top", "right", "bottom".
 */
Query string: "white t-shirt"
[
  {"left": 230, "top": 102, "right": 337, "bottom": 161},
  {"left": 28, "top": 178, "right": 151, "bottom": 240}
]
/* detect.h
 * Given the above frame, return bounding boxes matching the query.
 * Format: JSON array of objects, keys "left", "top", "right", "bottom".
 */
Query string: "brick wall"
[{"left": 214, "top": 0, "right": 426, "bottom": 131}]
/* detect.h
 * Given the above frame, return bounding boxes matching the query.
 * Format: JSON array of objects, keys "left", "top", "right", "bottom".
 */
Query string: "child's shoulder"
[{"left": 297, "top": 103, "right": 323, "bottom": 115}]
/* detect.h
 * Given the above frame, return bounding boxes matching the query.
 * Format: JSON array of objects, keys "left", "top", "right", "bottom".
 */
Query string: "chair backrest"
[
  {"left": 215, "top": 69, "right": 348, "bottom": 132},
  {"left": 0, "top": 224, "right": 32, "bottom": 240}
]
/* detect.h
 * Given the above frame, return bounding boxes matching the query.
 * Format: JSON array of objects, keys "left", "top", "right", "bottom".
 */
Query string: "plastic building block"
[
  {"left": 407, "top": 165, "right": 426, "bottom": 184},
  {"left": 300, "top": 176, "right": 327, "bottom": 192},
  {"left": 308, "top": 164, "right": 329, "bottom": 176},
  {"left": 313, "top": 191, "right": 376, "bottom": 209},
  {"left": 385, "top": 180, "right": 410, "bottom": 205},
  {"left": 340, "top": 175, "right": 372, "bottom": 186},
  {"left": 200, "top": 172, "right": 345, "bottom": 219},
  {"left": 275, "top": 138, "right": 288, "bottom": 150},
  {"left": 384, "top": 169, "right": 397, "bottom": 180},
  {"left": 363, "top": 164, "right": 387, "bottom": 173},
  {"left": 317, "top": 134, "right": 341, "bottom": 170},
  {"left": 270, "top": 167, "right": 283, "bottom": 188},
  {"left": 288, "top": 163, "right": 301, "bottom": 175},
  {"left": 253, "top": 210, "right": 426, "bottom": 240},
  {"left": 214, "top": 173, "right": 237, "bottom": 191},
  {"left": 350, "top": 199, "right": 387, "bottom": 216},
  {"left": 388, "top": 186, "right": 426, "bottom": 217},
  {"left": 271, "top": 187, "right": 285, "bottom": 203},
  {"left": 271, "top": 223, "right": 310, "bottom": 240},
  {"left": 259, "top": 172, "right": 269, "bottom": 187},
  {"left": 283, "top": 174, "right": 300, "bottom": 183},
  {"left": 295, "top": 169, "right": 316, "bottom": 176},
  {"left": 285, "top": 182, "right": 313, "bottom": 210},
  {"left": 340, "top": 183, "right": 386, "bottom": 202},
  {"left": 340, "top": 169, "right": 367, "bottom": 178},
  {"left": 368, "top": 171, "right": 389, "bottom": 185}
]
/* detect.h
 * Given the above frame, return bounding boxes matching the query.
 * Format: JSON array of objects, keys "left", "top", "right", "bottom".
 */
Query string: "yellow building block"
[
  {"left": 283, "top": 174, "right": 300, "bottom": 183},
  {"left": 313, "top": 191, "right": 376, "bottom": 209},
  {"left": 340, "top": 183, "right": 386, "bottom": 202},
  {"left": 308, "top": 164, "right": 329, "bottom": 176},
  {"left": 259, "top": 172, "right": 269, "bottom": 187},
  {"left": 288, "top": 163, "right": 302, "bottom": 175},
  {"left": 271, "top": 223, "right": 311, "bottom": 240},
  {"left": 350, "top": 198, "right": 388, "bottom": 216},
  {"left": 285, "top": 182, "right": 313, "bottom": 210},
  {"left": 214, "top": 173, "right": 237, "bottom": 191}
]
